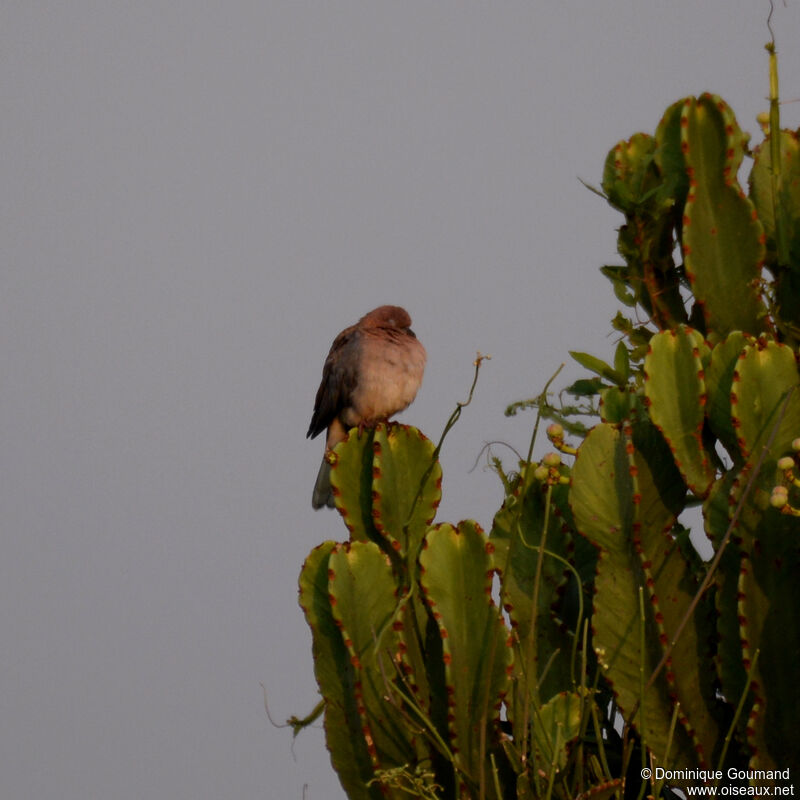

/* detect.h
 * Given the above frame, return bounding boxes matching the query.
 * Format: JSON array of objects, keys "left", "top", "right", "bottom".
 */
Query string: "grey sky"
[{"left": 3, "top": 3, "right": 798, "bottom": 799}]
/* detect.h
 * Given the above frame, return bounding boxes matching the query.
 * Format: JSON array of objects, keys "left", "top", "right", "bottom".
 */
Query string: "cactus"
[
  {"left": 297, "top": 424, "right": 621, "bottom": 798},
  {"left": 570, "top": 418, "right": 720, "bottom": 767},
  {"left": 418, "top": 521, "right": 513, "bottom": 793},
  {"left": 643, "top": 325, "right": 714, "bottom": 496},
  {"left": 749, "top": 44, "right": 800, "bottom": 345},
  {"left": 554, "top": 73, "right": 800, "bottom": 782},
  {"left": 294, "top": 54, "right": 800, "bottom": 799},
  {"left": 298, "top": 425, "right": 515, "bottom": 798},
  {"left": 328, "top": 424, "right": 441, "bottom": 569},
  {"left": 679, "top": 96, "right": 766, "bottom": 339},
  {"left": 730, "top": 338, "right": 800, "bottom": 461},
  {"left": 530, "top": 73, "right": 799, "bottom": 787},
  {"left": 601, "top": 130, "right": 687, "bottom": 331}
]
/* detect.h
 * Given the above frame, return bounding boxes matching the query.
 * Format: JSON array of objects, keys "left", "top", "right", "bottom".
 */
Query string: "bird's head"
[{"left": 360, "top": 305, "right": 413, "bottom": 330}]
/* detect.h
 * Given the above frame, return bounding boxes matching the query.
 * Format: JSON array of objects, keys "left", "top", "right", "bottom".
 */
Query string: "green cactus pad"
[
  {"left": 371, "top": 424, "right": 442, "bottom": 558},
  {"left": 749, "top": 128, "right": 800, "bottom": 271},
  {"left": 391, "top": 590, "right": 434, "bottom": 719},
  {"left": 738, "top": 532, "right": 800, "bottom": 771},
  {"left": 680, "top": 95, "right": 766, "bottom": 338},
  {"left": 329, "top": 424, "right": 442, "bottom": 560},
  {"left": 730, "top": 338, "right": 800, "bottom": 461},
  {"left": 489, "top": 469, "right": 578, "bottom": 708},
  {"left": 328, "top": 543, "right": 414, "bottom": 769},
  {"left": 600, "top": 385, "right": 633, "bottom": 424},
  {"left": 654, "top": 98, "right": 691, "bottom": 205},
  {"left": 570, "top": 423, "right": 719, "bottom": 768},
  {"left": 299, "top": 541, "right": 380, "bottom": 799},
  {"left": 418, "top": 521, "right": 513, "bottom": 788},
  {"left": 644, "top": 327, "right": 715, "bottom": 496},
  {"left": 602, "top": 133, "right": 659, "bottom": 213},
  {"left": 728, "top": 475, "right": 800, "bottom": 771},
  {"left": 705, "top": 332, "right": 752, "bottom": 463},
  {"left": 602, "top": 127, "right": 689, "bottom": 329},
  {"left": 702, "top": 472, "right": 746, "bottom": 706},
  {"left": 329, "top": 428, "right": 385, "bottom": 545}
]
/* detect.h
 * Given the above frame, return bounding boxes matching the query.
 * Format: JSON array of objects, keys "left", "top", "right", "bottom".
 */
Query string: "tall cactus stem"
[{"left": 766, "top": 42, "right": 789, "bottom": 265}]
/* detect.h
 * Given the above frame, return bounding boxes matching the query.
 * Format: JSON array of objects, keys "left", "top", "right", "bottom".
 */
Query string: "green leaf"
[
  {"left": 566, "top": 377, "right": 606, "bottom": 397},
  {"left": 569, "top": 351, "right": 626, "bottom": 385}
]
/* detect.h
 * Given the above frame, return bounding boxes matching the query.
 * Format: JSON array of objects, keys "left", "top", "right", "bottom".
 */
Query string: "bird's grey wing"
[{"left": 306, "top": 327, "right": 361, "bottom": 439}]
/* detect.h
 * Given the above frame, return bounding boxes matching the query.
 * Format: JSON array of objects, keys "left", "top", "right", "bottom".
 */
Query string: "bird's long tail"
[{"left": 311, "top": 457, "right": 335, "bottom": 509}]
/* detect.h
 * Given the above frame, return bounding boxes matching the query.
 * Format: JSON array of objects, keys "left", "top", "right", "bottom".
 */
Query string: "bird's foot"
[{"left": 356, "top": 417, "right": 391, "bottom": 438}]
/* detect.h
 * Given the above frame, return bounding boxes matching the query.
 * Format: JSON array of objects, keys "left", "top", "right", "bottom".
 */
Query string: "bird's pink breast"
[{"left": 345, "top": 335, "right": 426, "bottom": 425}]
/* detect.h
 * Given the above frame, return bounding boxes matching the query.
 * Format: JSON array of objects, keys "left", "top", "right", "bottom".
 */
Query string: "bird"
[{"left": 307, "top": 305, "right": 426, "bottom": 509}]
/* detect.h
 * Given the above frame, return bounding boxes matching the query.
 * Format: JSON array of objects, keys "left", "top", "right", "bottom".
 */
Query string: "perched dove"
[{"left": 307, "top": 305, "right": 426, "bottom": 509}]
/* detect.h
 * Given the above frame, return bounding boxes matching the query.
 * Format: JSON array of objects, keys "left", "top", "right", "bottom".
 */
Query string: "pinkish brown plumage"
[{"left": 307, "top": 305, "right": 426, "bottom": 509}]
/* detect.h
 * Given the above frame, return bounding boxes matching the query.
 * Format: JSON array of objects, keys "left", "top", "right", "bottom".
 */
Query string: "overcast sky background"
[{"left": 3, "top": 3, "right": 799, "bottom": 799}]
